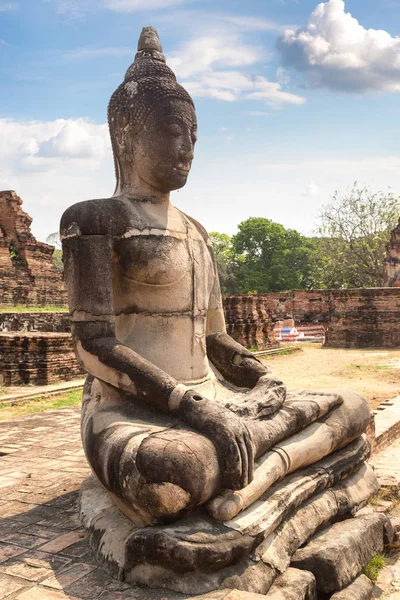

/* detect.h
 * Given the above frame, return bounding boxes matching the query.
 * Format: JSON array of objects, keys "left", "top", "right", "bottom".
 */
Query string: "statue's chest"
[
  {"left": 114, "top": 235, "right": 191, "bottom": 286},
  {"left": 112, "top": 228, "right": 215, "bottom": 315}
]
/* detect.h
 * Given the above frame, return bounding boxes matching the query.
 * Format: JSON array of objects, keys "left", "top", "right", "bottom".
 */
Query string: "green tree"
[
  {"left": 209, "top": 232, "right": 240, "bottom": 295},
  {"left": 315, "top": 183, "right": 400, "bottom": 288},
  {"left": 46, "top": 232, "right": 63, "bottom": 273},
  {"left": 231, "top": 217, "right": 315, "bottom": 293}
]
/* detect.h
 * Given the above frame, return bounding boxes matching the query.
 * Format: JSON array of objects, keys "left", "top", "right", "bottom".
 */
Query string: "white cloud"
[
  {"left": 0, "top": 2, "right": 17, "bottom": 11},
  {"left": 303, "top": 181, "right": 320, "bottom": 197},
  {"left": 277, "top": 0, "right": 400, "bottom": 93},
  {"left": 0, "top": 118, "right": 113, "bottom": 241},
  {"left": 38, "top": 121, "right": 106, "bottom": 159},
  {"left": 168, "top": 35, "right": 305, "bottom": 106},
  {"left": 65, "top": 46, "right": 134, "bottom": 59},
  {"left": 167, "top": 35, "right": 263, "bottom": 79},
  {"left": 183, "top": 71, "right": 304, "bottom": 106}
]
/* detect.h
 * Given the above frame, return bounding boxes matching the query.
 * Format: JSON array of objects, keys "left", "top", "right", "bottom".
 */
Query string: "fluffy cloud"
[
  {"left": 38, "top": 121, "right": 107, "bottom": 159},
  {"left": 277, "top": 0, "right": 400, "bottom": 93},
  {"left": 168, "top": 35, "right": 305, "bottom": 106},
  {"left": 168, "top": 35, "right": 262, "bottom": 79},
  {"left": 0, "top": 118, "right": 113, "bottom": 241}
]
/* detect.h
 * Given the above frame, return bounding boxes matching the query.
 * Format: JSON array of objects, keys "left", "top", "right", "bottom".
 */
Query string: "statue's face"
[{"left": 133, "top": 98, "right": 197, "bottom": 193}]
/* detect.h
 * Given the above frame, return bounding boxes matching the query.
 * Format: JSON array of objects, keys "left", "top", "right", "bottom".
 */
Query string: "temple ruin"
[
  {"left": 0, "top": 190, "right": 67, "bottom": 306},
  {"left": 384, "top": 217, "right": 400, "bottom": 287}
]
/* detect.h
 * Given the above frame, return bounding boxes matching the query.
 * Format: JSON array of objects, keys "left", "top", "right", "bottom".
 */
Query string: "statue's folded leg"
[{"left": 81, "top": 377, "right": 221, "bottom": 525}]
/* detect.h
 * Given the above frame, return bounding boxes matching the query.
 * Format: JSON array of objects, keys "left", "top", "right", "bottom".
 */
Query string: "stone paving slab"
[
  {"left": 374, "top": 396, "right": 400, "bottom": 454},
  {"left": 371, "top": 437, "right": 400, "bottom": 489}
]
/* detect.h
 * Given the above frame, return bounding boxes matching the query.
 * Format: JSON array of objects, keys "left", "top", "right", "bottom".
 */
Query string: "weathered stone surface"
[
  {"left": 291, "top": 514, "right": 394, "bottom": 593},
  {"left": 208, "top": 391, "right": 371, "bottom": 522},
  {"left": 0, "top": 190, "right": 66, "bottom": 307},
  {"left": 80, "top": 475, "right": 269, "bottom": 594},
  {"left": 329, "top": 574, "right": 374, "bottom": 600},
  {"left": 256, "top": 463, "right": 379, "bottom": 573},
  {"left": 220, "top": 437, "right": 370, "bottom": 536},
  {"left": 265, "top": 568, "right": 316, "bottom": 600}
]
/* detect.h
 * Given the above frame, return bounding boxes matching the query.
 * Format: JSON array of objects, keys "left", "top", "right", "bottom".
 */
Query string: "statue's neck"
[{"left": 116, "top": 173, "right": 170, "bottom": 207}]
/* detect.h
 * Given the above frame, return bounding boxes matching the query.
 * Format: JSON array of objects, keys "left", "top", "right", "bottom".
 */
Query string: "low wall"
[
  {"left": 223, "top": 296, "right": 278, "bottom": 350},
  {"left": 0, "top": 332, "right": 84, "bottom": 386},
  {"left": 2, "top": 287, "right": 400, "bottom": 355},
  {"left": 0, "top": 312, "right": 71, "bottom": 333},
  {"left": 255, "top": 290, "right": 333, "bottom": 324},
  {"left": 325, "top": 288, "right": 400, "bottom": 348}
]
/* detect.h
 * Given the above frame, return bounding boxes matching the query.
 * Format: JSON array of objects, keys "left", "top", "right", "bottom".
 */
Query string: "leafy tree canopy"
[{"left": 315, "top": 183, "right": 400, "bottom": 288}]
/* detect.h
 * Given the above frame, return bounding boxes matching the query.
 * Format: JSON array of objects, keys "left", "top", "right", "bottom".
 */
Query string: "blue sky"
[{"left": 1, "top": 0, "right": 400, "bottom": 242}]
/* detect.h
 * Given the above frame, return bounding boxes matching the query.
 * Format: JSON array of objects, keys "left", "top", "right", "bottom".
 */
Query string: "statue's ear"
[{"left": 113, "top": 153, "right": 122, "bottom": 196}]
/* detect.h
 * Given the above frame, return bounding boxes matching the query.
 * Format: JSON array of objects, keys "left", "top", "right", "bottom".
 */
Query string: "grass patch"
[
  {"left": 258, "top": 347, "right": 303, "bottom": 359},
  {"left": 273, "top": 347, "right": 303, "bottom": 357},
  {"left": 0, "top": 305, "right": 68, "bottom": 313},
  {"left": 363, "top": 555, "right": 387, "bottom": 581},
  {"left": 0, "top": 389, "right": 82, "bottom": 420}
]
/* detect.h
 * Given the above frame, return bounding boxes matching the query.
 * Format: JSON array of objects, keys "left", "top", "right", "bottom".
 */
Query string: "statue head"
[{"left": 108, "top": 27, "right": 197, "bottom": 195}]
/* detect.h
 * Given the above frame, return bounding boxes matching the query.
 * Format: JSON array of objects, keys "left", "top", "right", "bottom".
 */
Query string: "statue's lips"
[{"left": 173, "top": 166, "right": 190, "bottom": 175}]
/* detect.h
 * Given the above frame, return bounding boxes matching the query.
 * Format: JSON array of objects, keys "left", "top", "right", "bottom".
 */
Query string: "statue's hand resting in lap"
[
  {"left": 225, "top": 369, "right": 286, "bottom": 420},
  {"left": 178, "top": 389, "right": 255, "bottom": 490}
]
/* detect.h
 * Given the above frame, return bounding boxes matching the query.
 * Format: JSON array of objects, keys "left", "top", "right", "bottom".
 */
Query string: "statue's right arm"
[{"left": 60, "top": 204, "right": 185, "bottom": 413}]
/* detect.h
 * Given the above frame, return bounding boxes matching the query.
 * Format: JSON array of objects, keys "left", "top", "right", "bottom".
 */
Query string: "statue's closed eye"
[{"left": 167, "top": 123, "right": 183, "bottom": 137}]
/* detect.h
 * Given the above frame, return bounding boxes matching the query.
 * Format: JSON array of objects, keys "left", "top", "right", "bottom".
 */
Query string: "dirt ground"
[{"left": 261, "top": 345, "right": 400, "bottom": 410}]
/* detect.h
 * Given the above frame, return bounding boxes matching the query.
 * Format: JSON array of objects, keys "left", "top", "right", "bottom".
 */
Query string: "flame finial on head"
[{"left": 137, "top": 26, "right": 163, "bottom": 53}]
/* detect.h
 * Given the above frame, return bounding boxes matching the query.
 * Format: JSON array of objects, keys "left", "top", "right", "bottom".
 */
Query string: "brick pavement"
[{"left": 0, "top": 407, "right": 184, "bottom": 600}]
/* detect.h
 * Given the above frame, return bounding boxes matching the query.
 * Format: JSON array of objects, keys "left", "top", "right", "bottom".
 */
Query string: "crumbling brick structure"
[
  {"left": 0, "top": 332, "right": 83, "bottom": 385},
  {"left": 384, "top": 218, "right": 400, "bottom": 287},
  {"left": 223, "top": 295, "right": 278, "bottom": 350},
  {"left": 0, "top": 190, "right": 67, "bottom": 306}
]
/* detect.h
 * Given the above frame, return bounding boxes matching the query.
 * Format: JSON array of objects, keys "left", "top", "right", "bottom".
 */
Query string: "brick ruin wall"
[
  {"left": 3, "top": 287, "right": 400, "bottom": 365},
  {"left": 384, "top": 217, "right": 400, "bottom": 287},
  {"left": 234, "top": 288, "right": 400, "bottom": 349},
  {"left": 0, "top": 190, "right": 67, "bottom": 307},
  {"left": 0, "top": 332, "right": 84, "bottom": 386},
  {"left": 0, "top": 312, "right": 71, "bottom": 333},
  {"left": 223, "top": 296, "right": 279, "bottom": 350},
  {"left": 325, "top": 288, "right": 400, "bottom": 348}
]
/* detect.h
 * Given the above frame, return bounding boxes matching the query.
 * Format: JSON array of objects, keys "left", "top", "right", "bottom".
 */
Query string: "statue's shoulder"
[
  {"left": 179, "top": 211, "right": 212, "bottom": 248},
  {"left": 60, "top": 196, "right": 129, "bottom": 238}
]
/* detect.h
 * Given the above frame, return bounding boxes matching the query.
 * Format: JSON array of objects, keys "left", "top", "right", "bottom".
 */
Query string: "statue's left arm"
[{"left": 206, "top": 243, "right": 286, "bottom": 416}]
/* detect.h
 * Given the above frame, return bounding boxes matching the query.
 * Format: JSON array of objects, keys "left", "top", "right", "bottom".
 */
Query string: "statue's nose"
[
  {"left": 179, "top": 134, "right": 195, "bottom": 161},
  {"left": 183, "top": 148, "right": 194, "bottom": 161}
]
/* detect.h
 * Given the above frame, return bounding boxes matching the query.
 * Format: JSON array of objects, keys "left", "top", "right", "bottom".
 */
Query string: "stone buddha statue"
[{"left": 61, "top": 27, "right": 383, "bottom": 597}]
